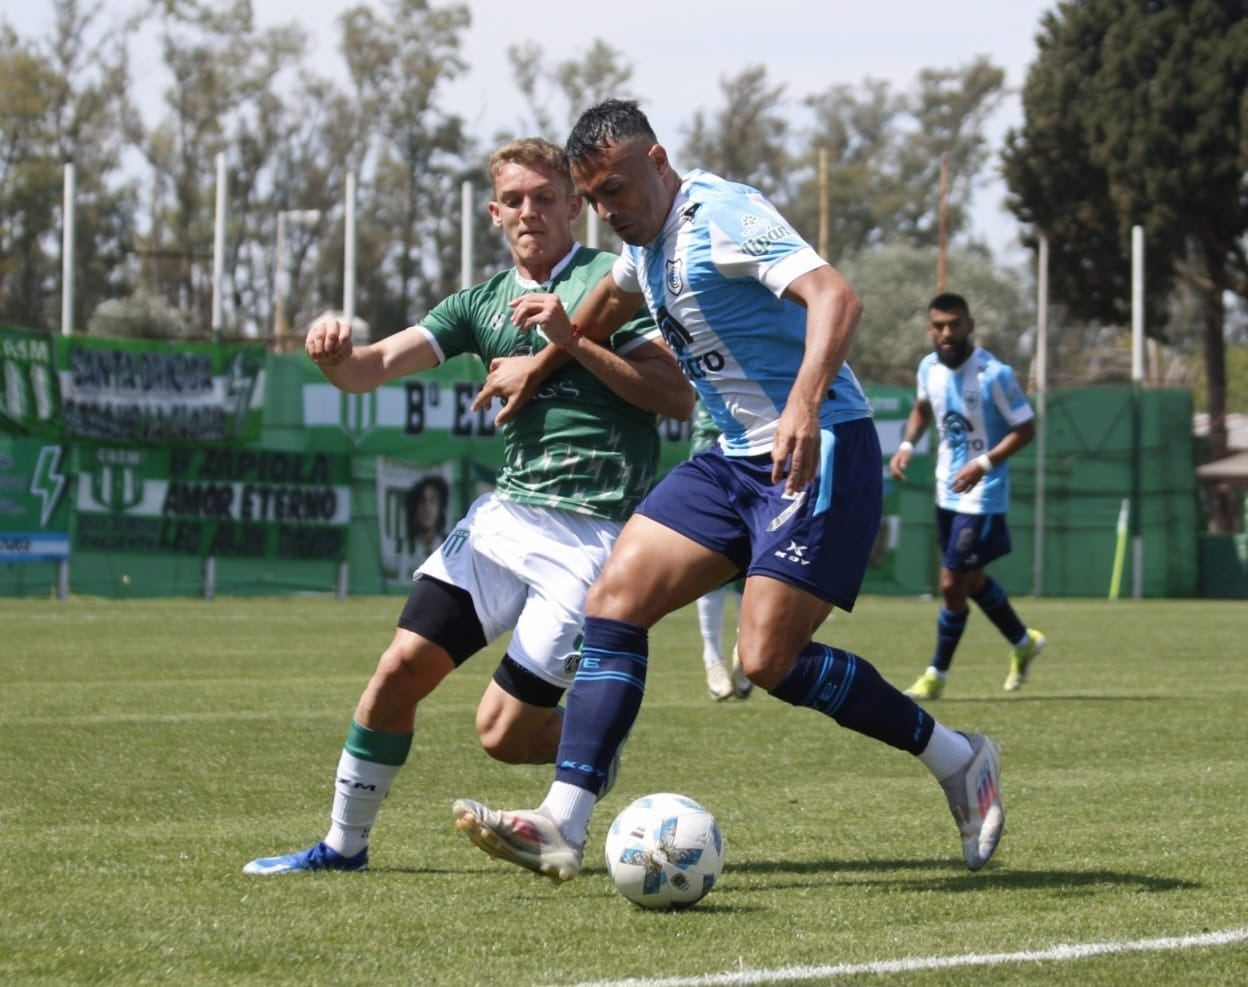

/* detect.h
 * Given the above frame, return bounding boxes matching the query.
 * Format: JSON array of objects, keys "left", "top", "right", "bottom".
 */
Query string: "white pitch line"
[{"left": 561, "top": 927, "right": 1248, "bottom": 987}]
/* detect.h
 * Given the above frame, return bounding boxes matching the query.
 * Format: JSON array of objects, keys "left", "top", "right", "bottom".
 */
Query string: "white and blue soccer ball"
[{"left": 604, "top": 793, "right": 724, "bottom": 909}]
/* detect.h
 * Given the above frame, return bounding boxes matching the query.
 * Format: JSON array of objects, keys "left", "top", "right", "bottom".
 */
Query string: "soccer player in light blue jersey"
[
  {"left": 455, "top": 100, "right": 1006, "bottom": 881},
  {"left": 889, "top": 292, "right": 1046, "bottom": 700}
]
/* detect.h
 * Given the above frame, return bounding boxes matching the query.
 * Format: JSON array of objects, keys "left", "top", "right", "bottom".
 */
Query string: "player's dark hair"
[
  {"left": 566, "top": 99, "right": 657, "bottom": 164},
  {"left": 929, "top": 292, "right": 971, "bottom": 318}
]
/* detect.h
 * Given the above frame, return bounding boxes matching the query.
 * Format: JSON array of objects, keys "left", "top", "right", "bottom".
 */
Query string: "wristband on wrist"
[
  {"left": 975, "top": 453, "right": 994, "bottom": 473},
  {"left": 898, "top": 440, "right": 914, "bottom": 454}
]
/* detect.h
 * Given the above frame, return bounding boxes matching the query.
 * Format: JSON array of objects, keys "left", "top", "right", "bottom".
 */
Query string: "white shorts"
[{"left": 416, "top": 493, "right": 622, "bottom": 687}]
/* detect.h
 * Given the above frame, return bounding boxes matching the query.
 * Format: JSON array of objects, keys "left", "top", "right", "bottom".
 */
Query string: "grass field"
[{"left": 2, "top": 594, "right": 1246, "bottom": 986}]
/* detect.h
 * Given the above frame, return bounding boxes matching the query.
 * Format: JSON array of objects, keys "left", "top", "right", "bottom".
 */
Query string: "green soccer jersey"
[
  {"left": 417, "top": 245, "right": 661, "bottom": 521},
  {"left": 689, "top": 398, "right": 720, "bottom": 457}
]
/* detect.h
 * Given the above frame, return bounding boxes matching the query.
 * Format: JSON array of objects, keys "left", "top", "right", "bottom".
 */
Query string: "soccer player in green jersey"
[{"left": 244, "top": 137, "right": 693, "bottom": 875}]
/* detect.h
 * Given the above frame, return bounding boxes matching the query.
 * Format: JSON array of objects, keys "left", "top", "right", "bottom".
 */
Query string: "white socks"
[
  {"left": 918, "top": 723, "right": 975, "bottom": 781},
  {"left": 540, "top": 781, "right": 597, "bottom": 849},
  {"left": 325, "top": 751, "right": 401, "bottom": 857}
]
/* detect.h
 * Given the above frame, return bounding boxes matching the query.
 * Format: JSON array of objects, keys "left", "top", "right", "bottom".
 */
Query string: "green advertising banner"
[
  {"left": 0, "top": 436, "right": 71, "bottom": 561},
  {"left": 0, "top": 327, "right": 60, "bottom": 436},
  {"left": 73, "top": 445, "right": 351, "bottom": 561},
  {"left": 862, "top": 384, "right": 917, "bottom": 588},
  {"left": 0, "top": 325, "right": 267, "bottom": 444}
]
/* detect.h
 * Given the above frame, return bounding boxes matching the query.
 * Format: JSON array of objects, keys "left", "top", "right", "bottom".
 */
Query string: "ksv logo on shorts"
[{"left": 774, "top": 540, "right": 811, "bottom": 566}]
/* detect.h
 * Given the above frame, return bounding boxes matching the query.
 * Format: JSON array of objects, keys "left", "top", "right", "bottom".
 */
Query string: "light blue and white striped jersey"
[
  {"left": 917, "top": 345, "right": 1034, "bottom": 514},
  {"left": 612, "top": 169, "right": 871, "bottom": 456}
]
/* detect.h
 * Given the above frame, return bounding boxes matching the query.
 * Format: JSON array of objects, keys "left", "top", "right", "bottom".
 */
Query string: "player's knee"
[
  {"left": 475, "top": 709, "right": 554, "bottom": 764},
  {"left": 369, "top": 635, "right": 445, "bottom": 704},
  {"left": 731, "top": 641, "right": 787, "bottom": 691}
]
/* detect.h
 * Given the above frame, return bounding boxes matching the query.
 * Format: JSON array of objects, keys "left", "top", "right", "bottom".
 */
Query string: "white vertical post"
[
  {"left": 343, "top": 170, "right": 357, "bottom": 324},
  {"left": 274, "top": 210, "right": 288, "bottom": 341},
  {"left": 61, "top": 161, "right": 75, "bottom": 335},
  {"left": 460, "top": 180, "right": 474, "bottom": 290},
  {"left": 211, "top": 152, "right": 226, "bottom": 344},
  {"left": 203, "top": 556, "right": 216, "bottom": 601},
  {"left": 1130, "top": 225, "right": 1145, "bottom": 599},
  {"left": 1033, "top": 235, "right": 1048, "bottom": 597},
  {"left": 1131, "top": 226, "right": 1145, "bottom": 384},
  {"left": 587, "top": 209, "right": 601, "bottom": 249}
]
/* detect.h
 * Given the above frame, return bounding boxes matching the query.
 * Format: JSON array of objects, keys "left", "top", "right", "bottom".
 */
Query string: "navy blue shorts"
[
  {"left": 637, "top": 417, "right": 881, "bottom": 610},
  {"left": 935, "top": 507, "right": 1012, "bottom": 572}
]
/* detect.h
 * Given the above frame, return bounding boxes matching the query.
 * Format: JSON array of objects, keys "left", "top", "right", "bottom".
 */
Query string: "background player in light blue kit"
[
  {"left": 889, "top": 292, "right": 1046, "bottom": 700},
  {"left": 455, "top": 100, "right": 1006, "bottom": 882}
]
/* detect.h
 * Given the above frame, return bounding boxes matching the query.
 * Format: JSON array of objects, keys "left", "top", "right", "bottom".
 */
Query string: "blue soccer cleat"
[{"left": 243, "top": 841, "right": 368, "bottom": 876}]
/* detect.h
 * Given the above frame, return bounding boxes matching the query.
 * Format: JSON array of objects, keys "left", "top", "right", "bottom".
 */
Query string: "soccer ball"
[{"left": 603, "top": 793, "right": 724, "bottom": 909}]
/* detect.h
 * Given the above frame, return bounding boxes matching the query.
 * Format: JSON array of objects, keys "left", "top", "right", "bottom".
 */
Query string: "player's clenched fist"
[{"left": 306, "top": 314, "right": 353, "bottom": 366}]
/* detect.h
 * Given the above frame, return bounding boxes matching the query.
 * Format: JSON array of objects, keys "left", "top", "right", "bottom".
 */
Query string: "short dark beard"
[{"left": 936, "top": 338, "right": 973, "bottom": 368}]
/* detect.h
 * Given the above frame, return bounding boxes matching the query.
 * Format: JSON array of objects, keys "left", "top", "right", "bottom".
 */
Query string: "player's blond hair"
[{"left": 488, "top": 138, "right": 574, "bottom": 193}]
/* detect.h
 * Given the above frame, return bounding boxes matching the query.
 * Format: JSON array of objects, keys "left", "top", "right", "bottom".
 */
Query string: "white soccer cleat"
[
  {"left": 939, "top": 732, "right": 1004, "bottom": 871},
  {"left": 729, "top": 644, "right": 754, "bottom": 699},
  {"left": 705, "top": 658, "right": 733, "bottom": 701},
  {"left": 452, "top": 799, "right": 582, "bottom": 883}
]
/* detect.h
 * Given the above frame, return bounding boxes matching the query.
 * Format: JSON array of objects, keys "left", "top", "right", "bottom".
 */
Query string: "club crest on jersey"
[
  {"left": 489, "top": 311, "right": 506, "bottom": 331},
  {"left": 665, "top": 258, "right": 684, "bottom": 295},
  {"left": 964, "top": 390, "right": 979, "bottom": 410}
]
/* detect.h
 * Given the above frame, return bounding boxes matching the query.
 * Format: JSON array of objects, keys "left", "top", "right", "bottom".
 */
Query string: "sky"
[{"left": 6, "top": 0, "right": 1056, "bottom": 259}]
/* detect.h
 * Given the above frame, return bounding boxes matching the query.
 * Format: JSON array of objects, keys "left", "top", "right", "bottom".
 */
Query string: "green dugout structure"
[{"left": 0, "top": 325, "right": 1218, "bottom": 600}]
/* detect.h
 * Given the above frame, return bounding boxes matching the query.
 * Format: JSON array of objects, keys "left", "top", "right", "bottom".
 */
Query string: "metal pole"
[
  {"left": 344, "top": 170, "right": 357, "bottom": 324},
  {"left": 1130, "top": 225, "right": 1145, "bottom": 599},
  {"left": 61, "top": 161, "right": 75, "bottom": 336},
  {"left": 211, "top": 152, "right": 226, "bottom": 344},
  {"left": 461, "top": 180, "right": 474, "bottom": 290},
  {"left": 586, "top": 209, "right": 601, "bottom": 249},
  {"left": 274, "top": 210, "right": 288, "bottom": 343},
  {"left": 818, "top": 146, "right": 829, "bottom": 258},
  {"left": 1033, "top": 235, "right": 1048, "bottom": 597},
  {"left": 936, "top": 155, "right": 948, "bottom": 291}
]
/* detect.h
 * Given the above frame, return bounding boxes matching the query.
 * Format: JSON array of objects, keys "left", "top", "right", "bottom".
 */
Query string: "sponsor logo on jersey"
[
  {"left": 655, "top": 306, "right": 726, "bottom": 380},
  {"left": 740, "top": 214, "right": 795, "bottom": 257}
]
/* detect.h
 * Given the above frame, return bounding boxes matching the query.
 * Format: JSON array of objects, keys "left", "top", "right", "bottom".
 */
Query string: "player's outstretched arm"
[{"left": 305, "top": 314, "right": 438, "bottom": 393}]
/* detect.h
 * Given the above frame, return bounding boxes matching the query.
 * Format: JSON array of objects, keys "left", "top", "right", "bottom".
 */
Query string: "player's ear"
[
  {"left": 648, "top": 143, "right": 668, "bottom": 175},
  {"left": 567, "top": 192, "right": 583, "bottom": 222},
  {"left": 487, "top": 200, "right": 503, "bottom": 227}
]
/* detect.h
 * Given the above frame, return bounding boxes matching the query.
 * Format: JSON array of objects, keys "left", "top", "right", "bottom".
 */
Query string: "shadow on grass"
[
  {"left": 720, "top": 856, "right": 1198, "bottom": 894},
  {"left": 386, "top": 857, "right": 1196, "bottom": 903}
]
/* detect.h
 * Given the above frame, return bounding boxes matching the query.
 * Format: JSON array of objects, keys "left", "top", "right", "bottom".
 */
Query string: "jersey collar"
[{"left": 512, "top": 242, "right": 582, "bottom": 289}]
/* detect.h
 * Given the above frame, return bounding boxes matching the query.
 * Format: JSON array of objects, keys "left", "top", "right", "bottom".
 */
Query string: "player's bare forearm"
[
  {"left": 565, "top": 337, "right": 694, "bottom": 419},
  {"left": 773, "top": 267, "right": 863, "bottom": 488},
  {"left": 307, "top": 319, "right": 434, "bottom": 393}
]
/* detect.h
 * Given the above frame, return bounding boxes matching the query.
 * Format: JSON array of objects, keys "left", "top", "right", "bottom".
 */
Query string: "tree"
[
  {"left": 680, "top": 65, "right": 793, "bottom": 200},
  {"left": 0, "top": 2, "right": 135, "bottom": 332},
  {"left": 792, "top": 59, "right": 1006, "bottom": 261},
  {"left": 137, "top": 0, "right": 309, "bottom": 337},
  {"left": 837, "top": 243, "right": 1030, "bottom": 385},
  {"left": 1002, "top": 0, "right": 1248, "bottom": 527},
  {"left": 339, "top": 0, "right": 472, "bottom": 334}
]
